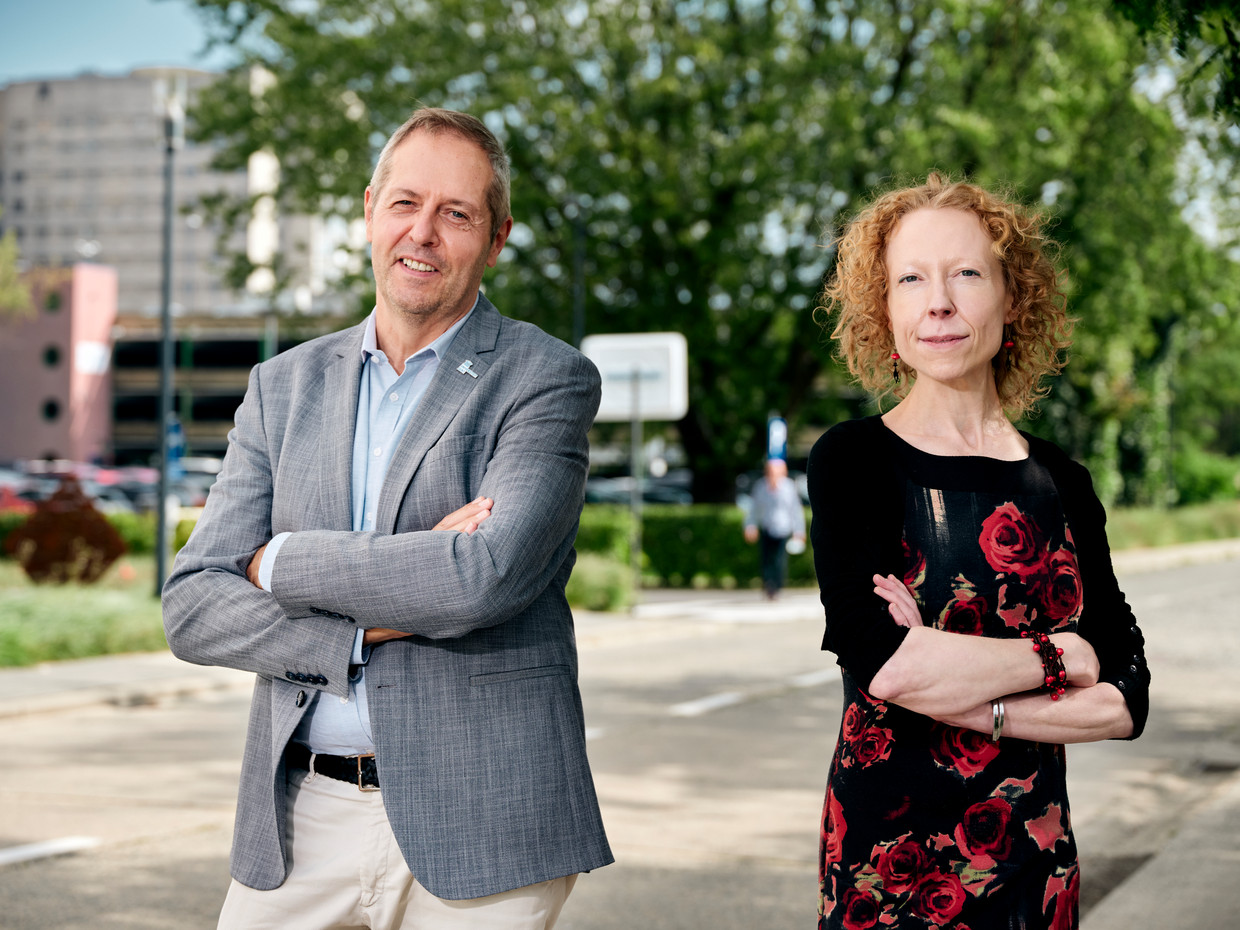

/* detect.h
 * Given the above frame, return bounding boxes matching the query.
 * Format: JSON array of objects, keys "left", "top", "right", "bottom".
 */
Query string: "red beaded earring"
[
  {"left": 891, "top": 351, "right": 900, "bottom": 383},
  {"left": 1003, "top": 334, "right": 1015, "bottom": 370}
]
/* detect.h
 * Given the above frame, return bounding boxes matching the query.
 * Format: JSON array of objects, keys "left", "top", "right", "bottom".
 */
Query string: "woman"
[{"left": 807, "top": 174, "right": 1149, "bottom": 930}]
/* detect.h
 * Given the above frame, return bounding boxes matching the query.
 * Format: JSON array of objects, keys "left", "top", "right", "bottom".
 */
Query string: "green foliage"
[
  {"left": 0, "top": 588, "right": 167, "bottom": 666},
  {"left": 106, "top": 511, "right": 158, "bottom": 555},
  {"left": 1, "top": 511, "right": 160, "bottom": 560},
  {"left": 0, "top": 511, "right": 30, "bottom": 554},
  {"left": 565, "top": 552, "right": 632, "bottom": 612},
  {"left": 0, "top": 556, "right": 165, "bottom": 667},
  {"left": 575, "top": 504, "right": 815, "bottom": 589},
  {"left": 1113, "top": 0, "right": 1240, "bottom": 121},
  {"left": 1173, "top": 445, "right": 1240, "bottom": 503},
  {"left": 575, "top": 505, "right": 634, "bottom": 563},
  {"left": 1108, "top": 499, "right": 1240, "bottom": 546},
  {"left": 0, "top": 207, "right": 32, "bottom": 321},
  {"left": 174, "top": 516, "right": 198, "bottom": 552}
]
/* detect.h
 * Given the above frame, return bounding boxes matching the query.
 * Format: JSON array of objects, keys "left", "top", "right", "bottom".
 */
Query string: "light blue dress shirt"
[{"left": 259, "top": 302, "right": 475, "bottom": 755}]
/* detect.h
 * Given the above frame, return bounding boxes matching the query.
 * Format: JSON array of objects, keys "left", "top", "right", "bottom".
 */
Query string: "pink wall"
[{"left": 0, "top": 264, "right": 118, "bottom": 463}]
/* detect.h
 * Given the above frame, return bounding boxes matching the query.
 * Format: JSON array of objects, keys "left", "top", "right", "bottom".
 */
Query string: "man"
[
  {"left": 743, "top": 457, "right": 806, "bottom": 600},
  {"left": 163, "top": 108, "right": 612, "bottom": 929}
]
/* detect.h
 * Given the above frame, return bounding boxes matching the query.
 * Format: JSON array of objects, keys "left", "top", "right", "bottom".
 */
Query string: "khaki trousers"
[{"left": 218, "top": 767, "right": 577, "bottom": 930}]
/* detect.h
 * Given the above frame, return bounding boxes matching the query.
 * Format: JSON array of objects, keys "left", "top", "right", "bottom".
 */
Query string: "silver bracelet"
[{"left": 991, "top": 699, "right": 1005, "bottom": 742}]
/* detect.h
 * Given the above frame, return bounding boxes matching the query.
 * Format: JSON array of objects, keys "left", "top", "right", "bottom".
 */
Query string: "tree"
[
  {"left": 1114, "top": 0, "right": 1240, "bottom": 122},
  {"left": 185, "top": 0, "right": 1240, "bottom": 503},
  {"left": 0, "top": 208, "right": 32, "bottom": 321}
]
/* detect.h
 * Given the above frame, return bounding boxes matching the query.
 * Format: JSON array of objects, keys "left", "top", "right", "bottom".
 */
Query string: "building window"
[
  {"left": 43, "top": 345, "right": 61, "bottom": 367},
  {"left": 45, "top": 291, "right": 61, "bottom": 312},
  {"left": 42, "top": 399, "right": 61, "bottom": 421}
]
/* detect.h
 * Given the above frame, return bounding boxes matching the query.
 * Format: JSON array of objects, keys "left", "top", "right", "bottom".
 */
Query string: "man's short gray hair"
[{"left": 369, "top": 108, "right": 511, "bottom": 239}]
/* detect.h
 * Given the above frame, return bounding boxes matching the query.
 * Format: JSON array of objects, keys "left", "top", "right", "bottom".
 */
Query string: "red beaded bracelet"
[{"left": 1022, "top": 631, "right": 1067, "bottom": 699}]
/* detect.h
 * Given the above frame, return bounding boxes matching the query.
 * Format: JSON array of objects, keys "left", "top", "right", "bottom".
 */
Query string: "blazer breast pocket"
[{"left": 415, "top": 434, "right": 490, "bottom": 504}]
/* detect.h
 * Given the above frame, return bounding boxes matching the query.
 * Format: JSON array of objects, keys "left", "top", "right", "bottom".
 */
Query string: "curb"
[{"left": 1082, "top": 767, "right": 1240, "bottom": 930}]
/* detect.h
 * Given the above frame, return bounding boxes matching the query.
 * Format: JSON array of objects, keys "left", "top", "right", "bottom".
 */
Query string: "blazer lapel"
[
  {"left": 375, "top": 298, "right": 502, "bottom": 532},
  {"left": 317, "top": 324, "right": 366, "bottom": 531}
]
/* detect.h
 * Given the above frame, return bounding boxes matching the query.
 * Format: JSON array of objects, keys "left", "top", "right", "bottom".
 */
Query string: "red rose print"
[
  {"left": 939, "top": 590, "right": 988, "bottom": 635},
  {"left": 842, "top": 702, "right": 865, "bottom": 740},
  {"left": 1027, "top": 803, "right": 1068, "bottom": 852},
  {"left": 821, "top": 787, "right": 847, "bottom": 866},
  {"left": 1044, "top": 866, "right": 1080, "bottom": 930},
  {"left": 840, "top": 887, "right": 881, "bottom": 930},
  {"left": 912, "top": 870, "right": 967, "bottom": 924},
  {"left": 852, "top": 726, "right": 895, "bottom": 769},
  {"left": 1039, "top": 548, "right": 1083, "bottom": 626},
  {"left": 903, "top": 537, "right": 926, "bottom": 592},
  {"left": 979, "top": 502, "right": 1048, "bottom": 580},
  {"left": 930, "top": 724, "right": 1001, "bottom": 779},
  {"left": 955, "top": 798, "right": 1014, "bottom": 864},
  {"left": 876, "top": 839, "right": 930, "bottom": 895}
]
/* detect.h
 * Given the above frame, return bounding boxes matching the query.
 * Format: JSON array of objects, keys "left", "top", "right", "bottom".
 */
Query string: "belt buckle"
[{"left": 353, "top": 753, "right": 379, "bottom": 792}]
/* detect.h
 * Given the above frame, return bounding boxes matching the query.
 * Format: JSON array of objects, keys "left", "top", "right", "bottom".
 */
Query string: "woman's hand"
[
  {"left": 872, "top": 573, "right": 923, "bottom": 628},
  {"left": 432, "top": 496, "right": 494, "bottom": 534},
  {"left": 1049, "top": 631, "right": 1099, "bottom": 688}
]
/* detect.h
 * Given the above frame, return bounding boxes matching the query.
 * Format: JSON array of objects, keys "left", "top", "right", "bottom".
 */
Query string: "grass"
[
  {"left": 0, "top": 499, "right": 1237, "bottom": 667},
  {"left": 0, "top": 555, "right": 166, "bottom": 667}
]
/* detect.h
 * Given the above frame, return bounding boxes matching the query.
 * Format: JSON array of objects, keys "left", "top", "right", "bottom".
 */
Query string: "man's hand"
[
  {"left": 364, "top": 497, "right": 495, "bottom": 645},
  {"left": 246, "top": 543, "right": 268, "bottom": 588},
  {"left": 433, "top": 496, "right": 493, "bottom": 534},
  {"left": 744, "top": 526, "right": 759, "bottom": 544}
]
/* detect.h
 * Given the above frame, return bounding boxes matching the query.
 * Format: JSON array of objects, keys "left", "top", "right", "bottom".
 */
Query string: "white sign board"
[{"left": 581, "top": 332, "right": 689, "bottom": 423}]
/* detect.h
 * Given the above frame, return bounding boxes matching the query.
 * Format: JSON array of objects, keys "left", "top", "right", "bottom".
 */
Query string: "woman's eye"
[{"left": 897, "top": 274, "right": 918, "bottom": 284}]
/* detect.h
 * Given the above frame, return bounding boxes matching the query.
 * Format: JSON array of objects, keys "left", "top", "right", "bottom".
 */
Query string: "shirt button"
[
  {"left": 389, "top": 392, "right": 399, "bottom": 402},
  {"left": 373, "top": 447, "right": 382, "bottom": 456}
]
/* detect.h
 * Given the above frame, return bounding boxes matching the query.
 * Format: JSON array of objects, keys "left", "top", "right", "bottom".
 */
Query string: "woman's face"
[{"left": 884, "top": 207, "right": 1013, "bottom": 395}]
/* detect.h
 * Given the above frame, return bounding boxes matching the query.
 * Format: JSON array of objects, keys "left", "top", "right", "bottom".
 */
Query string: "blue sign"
[
  {"left": 767, "top": 416, "right": 787, "bottom": 461},
  {"left": 166, "top": 414, "right": 185, "bottom": 480}
]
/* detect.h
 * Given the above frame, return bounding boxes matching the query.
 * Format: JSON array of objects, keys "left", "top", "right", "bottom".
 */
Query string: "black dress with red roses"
[{"left": 819, "top": 451, "right": 1082, "bottom": 930}]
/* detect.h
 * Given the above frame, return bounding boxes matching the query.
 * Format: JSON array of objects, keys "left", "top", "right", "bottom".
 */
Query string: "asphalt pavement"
[{"left": 2, "top": 536, "right": 1239, "bottom": 928}]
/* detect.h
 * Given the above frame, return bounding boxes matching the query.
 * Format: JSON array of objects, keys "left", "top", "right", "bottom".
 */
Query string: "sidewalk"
[{"left": 1, "top": 537, "right": 1238, "bottom": 927}]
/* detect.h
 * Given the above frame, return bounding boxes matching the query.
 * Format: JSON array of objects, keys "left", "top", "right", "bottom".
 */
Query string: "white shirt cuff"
[{"left": 257, "top": 532, "right": 292, "bottom": 592}]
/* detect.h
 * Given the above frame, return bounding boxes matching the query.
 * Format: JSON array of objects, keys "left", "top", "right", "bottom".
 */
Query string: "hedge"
[{"left": 576, "top": 504, "right": 816, "bottom": 589}]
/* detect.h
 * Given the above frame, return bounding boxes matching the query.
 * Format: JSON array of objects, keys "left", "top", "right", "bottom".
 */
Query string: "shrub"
[{"left": 565, "top": 552, "right": 632, "bottom": 612}]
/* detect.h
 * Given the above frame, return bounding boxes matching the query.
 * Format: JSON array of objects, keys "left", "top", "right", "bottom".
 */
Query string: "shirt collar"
[{"left": 360, "top": 293, "right": 479, "bottom": 365}]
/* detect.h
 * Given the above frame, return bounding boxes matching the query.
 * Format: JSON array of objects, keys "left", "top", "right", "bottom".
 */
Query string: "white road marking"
[{"left": 0, "top": 836, "right": 101, "bottom": 866}]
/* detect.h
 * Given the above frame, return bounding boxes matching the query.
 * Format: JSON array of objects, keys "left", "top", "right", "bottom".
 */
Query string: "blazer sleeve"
[
  {"left": 265, "top": 345, "right": 602, "bottom": 640},
  {"left": 161, "top": 362, "right": 359, "bottom": 696},
  {"left": 807, "top": 419, "right": 911, "bottom": 689},
  {"left": 1038, "top": 440, "right": 1151, "bottom": 739}
]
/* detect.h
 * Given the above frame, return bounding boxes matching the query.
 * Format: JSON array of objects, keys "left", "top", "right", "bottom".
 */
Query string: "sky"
[{"left": 0, "top": 0, "right": 237, "bottom": 86}]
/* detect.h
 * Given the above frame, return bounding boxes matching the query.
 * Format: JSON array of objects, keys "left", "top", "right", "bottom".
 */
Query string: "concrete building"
[
  {"left": 0, "top": 69, "right": 348, "bottom": 465},
  {"left": 0, "top": 68, "right": 247, "bottom": 318},
  {"left": 0, "top": 264, "right": 117, "bottom": 463}
]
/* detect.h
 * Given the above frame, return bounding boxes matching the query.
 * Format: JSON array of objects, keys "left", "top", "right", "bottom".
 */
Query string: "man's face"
[{"left": 364, "top": 130, "right": 511, "bottom": 330}]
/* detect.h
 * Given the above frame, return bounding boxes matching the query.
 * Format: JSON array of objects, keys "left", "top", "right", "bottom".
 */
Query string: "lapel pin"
[{"left": 456, "top": 359, "right": 479, "bottom": 378}]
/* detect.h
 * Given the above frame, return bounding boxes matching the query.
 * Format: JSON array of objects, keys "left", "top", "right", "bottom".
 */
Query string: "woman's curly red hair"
[{"left": 820, "top": 173, "right": 1073, "bottom": 418}]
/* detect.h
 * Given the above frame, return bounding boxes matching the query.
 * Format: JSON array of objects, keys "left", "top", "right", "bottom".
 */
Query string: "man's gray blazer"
[{"left": 162, "top": 296, "right": 613, "bottom": 900}]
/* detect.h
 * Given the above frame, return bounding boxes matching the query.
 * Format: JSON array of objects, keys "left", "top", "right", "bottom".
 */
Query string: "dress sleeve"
[
  {"left": 1041, "top": 443, "right": 1151, "bottom": 739},
  {"left": 807, "top": 420, "right": 911, "bottom": 689}
]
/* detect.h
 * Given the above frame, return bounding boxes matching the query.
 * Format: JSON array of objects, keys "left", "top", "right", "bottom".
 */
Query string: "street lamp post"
[{"left": 155, "top": 79, "right": 184, "bottom": 597}]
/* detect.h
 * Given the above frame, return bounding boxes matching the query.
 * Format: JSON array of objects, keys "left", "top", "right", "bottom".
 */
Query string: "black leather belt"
[{"left": 286, "top": 742, "right": 379, "bottom": 791}]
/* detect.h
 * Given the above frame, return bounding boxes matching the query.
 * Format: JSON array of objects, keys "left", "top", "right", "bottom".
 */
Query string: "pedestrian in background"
[
  {"left": 162, "top": 107, "right": 612, "bottom": 929},
  {"left": 807, "top": 173, "right": 1148, "bottom": 929},
  {"left": 744, "top": 457, "right": 806, "bottom": 599}
]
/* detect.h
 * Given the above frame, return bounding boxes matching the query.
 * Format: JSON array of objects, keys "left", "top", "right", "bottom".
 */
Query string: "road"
[{"left": 0, "top": 556, "right": 1236, "bottom": 929}]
